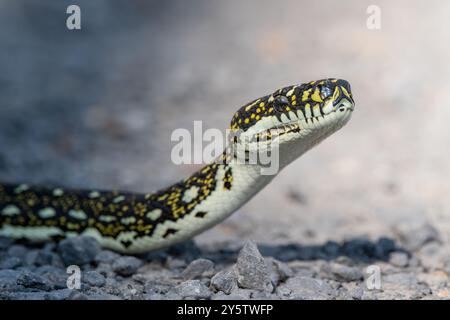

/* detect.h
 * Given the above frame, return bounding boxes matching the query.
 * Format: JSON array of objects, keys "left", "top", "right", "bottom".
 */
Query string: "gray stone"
[
  {"left": 144, "top": 280, "right": 174, "bottom": 295},
  {"left": 0, "top": 256, "right": 22, "bottom": 269},
  {"left": 86, "top": 293, "right": 121, "bottom": 300},
  {"left": 389, "top": 252, "right": 409, "bottom": 268},
  {"left": 374, "top": 272, "right": 430, "bottom": 299},
  {"left": 7, "top": 244, "right": 28, "bottom": 258},
  {"left": 83, "top": 270, "right": 106, "bottom": 287},
  {"left": 58, "top": 236, "right": 101, "bottom": 266},
  {"left": 35, "top": 265, "right": 68, "bottom": 289},
  {"left": 45, "top": 289, "right": 75, "bottom": 300},
  {"left": 266, "top": 257, "right": 293, "bottom": 285},
  {"left": 175, "top": 280, "right": 212, "bottom": 299},
  {"left": 17, "top": 270, "right": 52, "bottom": 291},
  {"left": 24, "top": 249, "right": 58, "bottom": 267},
  {"left": 0, "top": 269, "right": 22, "bottom": 291},
  {"left": 321, "top": 262, "right": 363, "bottom": 282},
  {"left": 181, "top": 258, "right": 215, "bottom": 280},
  {"left": 5, "top": 291, "right": 49, "bottom": 300},
  {"left": 234, "top": 240, "right": 273, "bottom": 292},
  {"left": 384, "top": 272, "right": 419, "bottom": 287},
  {"left": 68, "top": 291, "right": 89, "bottom": 300},
  {"left": 0, "top": 236, "right": 13, "bottom": 250},
  {"left": 112, "top": 256, "right": 143, "bottom": 276},
  {"left": 95, "top": 250, "right": 120, "bottom": 264},
  {"left": 280, "top": 276, "right": 335, "bottom": 300},
  {"left": 210, "top": 269, "right": 237, "bottom": 294}
]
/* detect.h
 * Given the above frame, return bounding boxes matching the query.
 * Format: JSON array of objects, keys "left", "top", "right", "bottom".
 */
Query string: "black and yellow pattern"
[
  {"left": 0, "top": 163, "right": 230, "bottom": 248},
  {"left": 230, "top": 78, "right": 353, "bottom": 131}
]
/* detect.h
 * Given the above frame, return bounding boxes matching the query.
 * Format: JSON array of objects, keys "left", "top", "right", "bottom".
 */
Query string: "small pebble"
[
  {"left": 181, "top": 258, "right": 215, "bottom": 280},
  {"left": 210, "top": 269, "right": 237, "bottom": 294},
  {"left": 7, "top": 245, "right": 28, "bottom": 258},
  {"left": 280, "top": 276, "right": 335, "bottom": 300},
  {"left": 0, "top": 236, "right": 13, "bottom": 250},
  {"left": 0, "top": 269, "right": 22, "bottom": 291},
  {"left": 58, "top": 236, "right": 101, "bottom": 266},
  {"left": 0, "top": 256, "right": 22, "bottom": 269},
  {"left": 266, "top": 258, "right": 293, "bottom": 285},
  {"left": 95, "top": 250, "right": 120, "bottom": 264},
  {"left": 17, "top": 270, "right": 52, "bottom": 291},
  {"left": 112, "top": 256, "right": 143, "bottom": 276},
  {"left": 175, "top": 280, "right": 212, "bottom": 299},
  {"left": 234, "top": 240, "right": 273, "bottom": 292},
  {"left": 83, "top": 271, "right": 106, "bottom": 287},
  {"left": 321, "top": 262, "right": 363, "bottom": 282}
]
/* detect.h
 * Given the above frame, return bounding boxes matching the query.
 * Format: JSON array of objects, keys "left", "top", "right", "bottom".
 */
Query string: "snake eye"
[
  {"left": 320, "top": 86, "right": 332, "bottom": 100},
  {"left": 274, "top": 95, "right": 289, "bottom": 106}
]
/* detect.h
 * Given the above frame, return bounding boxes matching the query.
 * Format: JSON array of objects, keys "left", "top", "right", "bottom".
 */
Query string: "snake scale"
[{"left": 0, "top": 79, "right": 354, "bottom": 253}]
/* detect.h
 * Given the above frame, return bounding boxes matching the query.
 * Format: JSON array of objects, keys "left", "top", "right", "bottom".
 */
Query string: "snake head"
[
  {"left": 230, "top": 78, "right": 355, "bottom": 132},
  {"left": 227, "top": 79, "right": 355, "bottom": 167}
]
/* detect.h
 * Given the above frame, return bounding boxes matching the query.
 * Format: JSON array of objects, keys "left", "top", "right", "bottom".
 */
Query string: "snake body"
[{"left": 0, "top": 79, "right": 354, "bottom": 253}]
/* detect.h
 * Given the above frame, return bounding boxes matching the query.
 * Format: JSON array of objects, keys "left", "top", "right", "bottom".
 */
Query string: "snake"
[{"left": 0, "top": 78, "right": 354, "bottom": 253}]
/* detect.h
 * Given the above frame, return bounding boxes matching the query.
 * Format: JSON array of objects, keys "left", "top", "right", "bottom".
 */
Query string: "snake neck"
[{"left": 0, "top": 158, "right": 275, "bottom": 253}]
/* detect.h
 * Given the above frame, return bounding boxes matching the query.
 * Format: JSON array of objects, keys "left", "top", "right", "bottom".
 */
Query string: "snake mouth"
[{"left": 247, "top": 123, "right": 301, "bottom": 143}]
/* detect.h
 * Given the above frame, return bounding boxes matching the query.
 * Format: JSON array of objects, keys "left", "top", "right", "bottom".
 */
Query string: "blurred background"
[{"left": 0, "top": 0, "right": 449, "bottom": 248}]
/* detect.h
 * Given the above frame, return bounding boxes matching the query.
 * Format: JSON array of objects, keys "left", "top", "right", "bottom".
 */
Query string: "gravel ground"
[
  {"left": 1, "top": 1, "right": 450, "bottom": 300},
  {"left": 0, "top": 228, "right": 449, "bottom": 300}
]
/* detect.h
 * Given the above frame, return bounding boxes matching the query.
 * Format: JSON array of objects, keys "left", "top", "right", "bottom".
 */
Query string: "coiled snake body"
[{"left": 0, "top": 79, "right": 354, "bottom": 253}]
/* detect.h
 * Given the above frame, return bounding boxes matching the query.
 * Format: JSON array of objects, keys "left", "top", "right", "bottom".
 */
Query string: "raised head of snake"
[
  {"left": 0, "top": 78, "right": 354, "bottom": 253},
  {"left": 228, "top": 78, "right": 354, "bottom": 170}
]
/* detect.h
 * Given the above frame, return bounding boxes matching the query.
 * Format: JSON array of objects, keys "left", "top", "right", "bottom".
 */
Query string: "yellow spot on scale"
[
  {"left": 333, "top": 87, "right": 340, "bottom": 100},
  {"left": 311, "top": 89, "right": 323, "bottom": 102},
  {"left": 244, "top": 119, "right": 250, "bottom": 124},
  {"left": 341, "top": 86, "right": 351, "bottom": 99},
  {"left": 302, "top": 90, "right": 310, "bottom": 101},
  {"left": 259, "top": 102, "right": 265, "bottom": 107}
]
